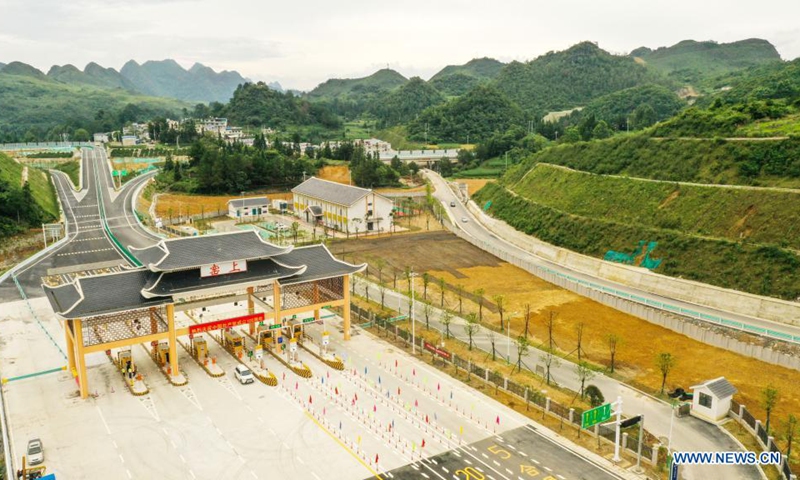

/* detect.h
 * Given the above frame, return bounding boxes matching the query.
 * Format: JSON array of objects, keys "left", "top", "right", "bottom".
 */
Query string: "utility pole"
[{"left": 613, "top": 396, "right": 623, "bottom": 462}]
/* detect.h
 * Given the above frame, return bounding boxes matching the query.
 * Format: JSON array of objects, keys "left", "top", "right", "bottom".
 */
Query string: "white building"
[
  {"left": 689, "top": 377, "right": 737, "bottom": 424},
  {"left": 121, "top": 135, "right": 138, "bottom": 146},
  {"left": 292, "top": 177, "right": 394, "bottom": 233},
  {"left": 227, "top": 196, "right": 270, "bottom": 220},
  {"left": 93, "top": 133, "right": 109, "bottom": 143}
]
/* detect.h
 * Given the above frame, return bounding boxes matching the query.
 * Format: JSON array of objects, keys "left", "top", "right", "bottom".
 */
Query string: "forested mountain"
[
  {"left": 580, "top": 84, "right": 685, "bottom": 131},
  {"left": 120, "top": 59, "right": 248, "bottom": 103},
  {"left": 429, "top": 57, "right": 505, "bottom": 96},
  {"left": 305, "top": 69, "right": 408, "bottom": 119},
  {"left": 224, "top": 82, "right": 341, "bottom": 130},
  {"left": 407, "top": 84, "right": 525, "bottom": 143},
  {"left": 370, "top": 77, "right": 445, "bottom": 127},
  {"left": 47, "top": 63, "right": 136, "bottom": 90},
  {"left": 492, "top": 42, "right": 667, "bottom": 117},
  {"left": 0, "top": 63, "right": 6, "bottom": 70},
  {"left": 631, "top": 39, "right": 781, "bottom": 86},
  {"left": 306, "top": 68, "right": 408, "bottom": 101},
  {"left": 0, "top": 68, "right": 190, "bottom": 142}
]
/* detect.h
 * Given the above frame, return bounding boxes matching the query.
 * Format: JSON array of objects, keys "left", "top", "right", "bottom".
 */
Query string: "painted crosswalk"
[{"left": 57, "top": 248, "right": 115, "bottom": 257}]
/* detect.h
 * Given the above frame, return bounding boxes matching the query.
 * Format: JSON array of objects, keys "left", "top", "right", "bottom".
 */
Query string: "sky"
[{"left": 2, "top": 0, "right": 799, "bottom": 91}]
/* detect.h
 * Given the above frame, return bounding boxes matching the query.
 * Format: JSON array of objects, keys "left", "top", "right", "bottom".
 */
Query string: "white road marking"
[
  {"left": 180, "top": 455, "right": 186, "bottom": 463},
  {"left": 126, "top": 470, "right": 132, "bottom": 479},
  {"left": 251, "top": 471, "right": 259, "bottom": 479},
  {"left": 297, "top": 456, "right": 305, "bottom": 464},
  {"left": 119, "top": 454, "right": 125, "bottom": 464},
  {"left": 96, "top": 406, "right": 112, "bottom": 435},
  {"left": 311, "top": 473, "right": 322, "bottom": 480}
]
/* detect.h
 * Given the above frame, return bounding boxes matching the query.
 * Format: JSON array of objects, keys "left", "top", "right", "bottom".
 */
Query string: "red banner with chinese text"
[
  {"left": 423, "top": 341, "right": 451, "bottom": 360},
  {"left": 189, "top": 313, "right": 265, "bottom": 335}
]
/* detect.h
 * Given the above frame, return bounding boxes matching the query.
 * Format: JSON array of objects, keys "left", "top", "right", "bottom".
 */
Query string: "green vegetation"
[
  {"left": 580, "top": 84, "right": 684, "bottom": 132},
  {"left": 492, "top": 42, "right": 668, "bottom": 116},
  {"left": 0, "top": 153, "right": 57, "bottom": 238},
  {"left": 23, "top": 151, "right": 74, "bottom": 159},
  {"left": 110, "top": 146, "right": 191, "bottom": 158},
  {"left": 630, "top": 39, "right": 781, "bottom": 86},
  {"left": 0, "top": 67, "right": 189, "bottom": 142},
  {"left": 513, "top": 164, "right": 800, "bottom": 250},
  {"left": 225, "top": 82, "right": 341, "bottom": 130},
  {"left": 53, "top": 161, "right": 81, "bottom": 187},
  {"left": 429, "top": 57, "right": 505, "bottom": 96},
  {"left": 474, "top": 181, "right": 800, "bottom": 300},
  {"left": 307, "top": 68, "right": 408, "bottom": 101},
  {"left": 408, "top": 85, "right": 525, "bottom": 143},
  {"left": 371, "top": 77, "right": 445, "bottom": 127},
  {"left": 374, "top": 126, "right": 427, "bottom": 150},
  {"left": 504, "top": 135, "right": 800, "bottom": 188},
  {"left": 119, "top": 59, "right": 248, "bottom": 103}
]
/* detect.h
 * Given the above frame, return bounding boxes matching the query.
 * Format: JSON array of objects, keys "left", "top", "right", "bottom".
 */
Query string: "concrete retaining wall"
[{"left": 467, "top": 201, "right": 800, "bottom": 327}]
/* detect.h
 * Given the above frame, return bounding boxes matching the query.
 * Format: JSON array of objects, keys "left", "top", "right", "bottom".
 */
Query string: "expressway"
[
  {"left": 423, "top": 170, "right": 800, "bottom": 345},
  {"left": 0, "top": 147, "right": 159, "bottom": 301}
]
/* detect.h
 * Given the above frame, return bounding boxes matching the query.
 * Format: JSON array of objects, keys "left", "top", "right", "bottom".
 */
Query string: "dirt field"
[
  {"left": 152, "top": 192, "right": 293, "bottom": 219},
  {"left": 335, "top": 231, "right": 800, "bottom": 441},
  {"left": 456, "top": 178, "right": 494, "bottom": 195},
  {"left": 317, "top": 165, "right": 350, "bottom": 184}
]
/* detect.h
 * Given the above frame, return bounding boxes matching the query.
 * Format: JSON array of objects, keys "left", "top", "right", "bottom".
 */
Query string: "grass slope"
[
  {"left": 474, "top": 181, "right": 800, "bottom": 300},
  {"left": 0, "top": 153, "right": 58, "bottom": 220},
  {"left": 505, "top": 135, "right": 800, "bottom": 188}
]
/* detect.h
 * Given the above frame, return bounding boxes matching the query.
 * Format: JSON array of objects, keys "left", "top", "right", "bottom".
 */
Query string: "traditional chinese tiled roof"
[
  {"left": 129, "top": 230, "right": 291, "bottom": 272},
  {"left": 43, "top": 233, "right": 366, "bottom": 319}
]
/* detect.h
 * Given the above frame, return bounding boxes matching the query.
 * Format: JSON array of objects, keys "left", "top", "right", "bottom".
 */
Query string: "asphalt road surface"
[{"left": 0, "top": 148, "right": 158, "bottom": 301}]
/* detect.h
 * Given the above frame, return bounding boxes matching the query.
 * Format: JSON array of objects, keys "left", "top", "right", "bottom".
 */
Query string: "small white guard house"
[
  {"left": 228, "top": 196, "right": 270, "bottom": 219},
  {"left": 292, "top": 177, "right": 393, "bottom": 233},
  {"left": 690, "top": 377, "right": 737, "bottom": 424}
]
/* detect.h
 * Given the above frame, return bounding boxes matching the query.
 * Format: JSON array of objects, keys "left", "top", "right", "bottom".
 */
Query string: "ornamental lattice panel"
[
  {"left": 281, "top": 281, "right": 315, "bottom": 310},
  {"left": 81, "top": 306, "right": 167, "bottom": 347},
  {"left": 317, "top": 277, "right": 344, "bottom": 303}
]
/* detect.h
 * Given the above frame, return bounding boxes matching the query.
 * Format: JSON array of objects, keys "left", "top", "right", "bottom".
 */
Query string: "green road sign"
[
  {"left": 581, "top": 403, "right": 612, "bottom": 429},
  {"left": 112, "top": 169, "right": 128, "bottom": 177},
  {"left": 268, "top": 323, "right": 282, "bottom": 330},
  {"left": 302, "top": 317, "right": 315, "bottom": 324}
]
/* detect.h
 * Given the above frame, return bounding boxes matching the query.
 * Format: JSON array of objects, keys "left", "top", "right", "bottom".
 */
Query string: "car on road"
[
  {"left": 26, "top": 438, "right": 44, "bottom": 465},
  {"left": 461, "top": 217, "right": 468, "bottom": 223},
  {"left": 234, "top": 365, "right": 255, "bottom": 384},
  {"left": 450, "top": 201, "right": 456, "bottom": 207}
]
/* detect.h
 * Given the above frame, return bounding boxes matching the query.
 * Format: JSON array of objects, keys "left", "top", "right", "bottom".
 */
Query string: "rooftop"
[
  {"left": 691, "top": 377, "right": 737, "bottom": 398},
  {"left": 43, "top": 234, "right": 365, "bottom": 319},
  {"left": 292, "top": 177, "right": 375, "bottom": 206},
  {"left": 129, "top": 230, "right": 291, "bottom": 272},
  {"left": 228, "top": 196, "right": 270, "bottom": 208}
]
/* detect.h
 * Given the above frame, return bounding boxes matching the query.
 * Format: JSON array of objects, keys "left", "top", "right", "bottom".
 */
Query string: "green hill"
[
  {"left": 306, "top": 68, "right": 408, "bottom": 101},
  {"left": 407, "top": 84, "right": 525, "bottom": 143},
  {"left": 0, "top": 67, "right": 190, "bottom": 141},
  {"left": 504, "top": 134, "right": 800, "bottom": 188},
  {"left": 371, "top": 77, "right": 445, "bottom": 127},
  {"left": 581, "top": 84, "right": 685, "bottom": 131},
  {"left": 0, "top": 152, "right": 58, "bottom": 238},
  {"left": 474, "top": 169, "right": 800, "bottom": 300},
  {"left": 631, "top": 39, "right": 781, "bottom": 86},
  {"left": 429, "top": 57, "right": 505, "bottom": 96},
  {"left": 224, "top": 82, "right": 341, "bottom": 129},
  {"left": 493, "top": 42, "right": 667, "bottom": 116}
]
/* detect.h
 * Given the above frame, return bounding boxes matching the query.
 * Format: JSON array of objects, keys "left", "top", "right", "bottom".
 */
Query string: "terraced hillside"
[{"left": 474, "top": 164, "right": 800, "bottom": 300}]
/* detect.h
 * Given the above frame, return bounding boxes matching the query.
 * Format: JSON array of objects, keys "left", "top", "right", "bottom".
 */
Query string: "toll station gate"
[{"left": 43, "top": 230, "right": 365, "bottom": 398}]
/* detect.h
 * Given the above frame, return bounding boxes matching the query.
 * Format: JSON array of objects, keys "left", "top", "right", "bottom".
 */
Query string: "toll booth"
[
  {"left": 224, "top": 329, "right": 244, "bottom": 356},
  {"left": 257, "top": 325, "right": 275, "bottom": 349},
  {"left": 155, "top": 342, "right": 171, "bottom": 366},
  {"left": 291, "top": 322, "right": 303, "bottom": 341},
  {"left": 117, "top": 350, "right": 134, "bottom": 373},
  {"left": 193, "top": 337, "right": 208, "bottom": 362}
]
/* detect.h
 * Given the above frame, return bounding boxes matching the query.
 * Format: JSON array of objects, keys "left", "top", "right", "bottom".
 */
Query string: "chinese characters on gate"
[{"left": 200, "top": 260, "right": 248, "bottom": 278}]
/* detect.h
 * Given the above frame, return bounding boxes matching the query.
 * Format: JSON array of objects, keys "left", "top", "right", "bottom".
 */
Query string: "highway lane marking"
[
  {"left": 304, "top": 410, "right": 384, "bottom": 480},
  {"left": 312, "top": 473, "right": 322, "bottom": 480},
  {"left": 96, "top": 405, "right": 112, "bottom": 434},
  {"left": 126, "top": 470, "right": 132, "bottom": 479},
  {"left": 57, "top": 248, "right": 115, "bottom": 257},
  {"left": 72, "top": 236, "right": 105, "bottom": 242}
]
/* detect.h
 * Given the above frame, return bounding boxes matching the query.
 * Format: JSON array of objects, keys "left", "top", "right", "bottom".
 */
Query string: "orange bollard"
[{"left": 212, "top": 356, "right": 217, "bottom": 365}]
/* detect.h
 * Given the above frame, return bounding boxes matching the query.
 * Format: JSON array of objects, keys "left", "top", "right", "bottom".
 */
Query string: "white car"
[
  {"left": 234, "top": 365, "right": 255, "bottom": 384},
  {"left": 27, "top": 438, "right": 44, "bottom": 465},
  {"left": 461, "top": 217, "right": 469, "bottom": 223}
]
